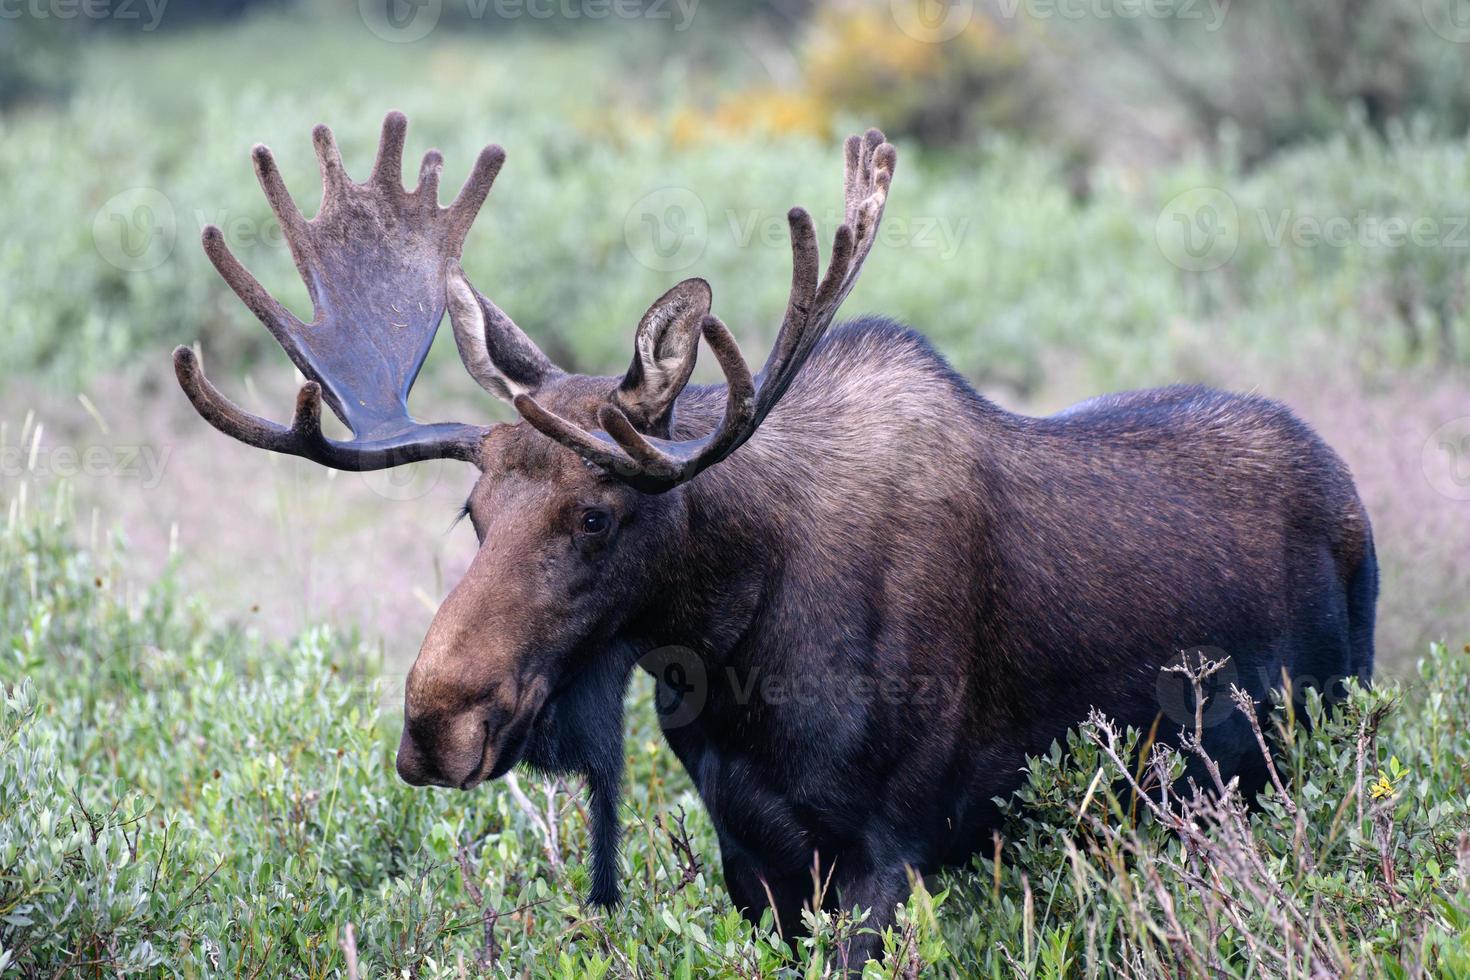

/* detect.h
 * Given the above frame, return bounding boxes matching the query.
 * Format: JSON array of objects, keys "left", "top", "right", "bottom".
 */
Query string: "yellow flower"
[{"left": 1369, "top": 769, "right": 1401, "bottom": 800}]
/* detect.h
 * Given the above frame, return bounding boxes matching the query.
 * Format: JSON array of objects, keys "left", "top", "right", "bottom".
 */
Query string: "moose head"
[{"left": 174, "top": 112, "right": 896, "bottom": 906}]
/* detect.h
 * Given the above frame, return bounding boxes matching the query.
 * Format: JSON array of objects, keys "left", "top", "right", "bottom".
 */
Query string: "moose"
[{"left": 174, "top": 113, "right": 1377, "bottom": 956}]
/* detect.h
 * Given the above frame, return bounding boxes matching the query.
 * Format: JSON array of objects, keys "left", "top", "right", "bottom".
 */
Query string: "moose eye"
[{"left": 579, "top": 509, "right": 612, "bottom": 536}]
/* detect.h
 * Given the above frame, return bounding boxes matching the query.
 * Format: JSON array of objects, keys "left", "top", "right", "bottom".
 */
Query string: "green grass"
[{"left": 3, "top": 484, "right": 1469, "bottom": 976}]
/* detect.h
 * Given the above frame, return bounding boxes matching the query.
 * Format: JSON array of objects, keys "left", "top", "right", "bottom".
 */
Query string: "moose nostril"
[{"left": 395, "top": 732, "right": 435, "bottom": 787}]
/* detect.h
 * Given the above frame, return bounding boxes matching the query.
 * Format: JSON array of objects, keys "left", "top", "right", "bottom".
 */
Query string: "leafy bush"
[
  {"left": 687, "top": 1, "right": 1047, "bottom": 147},
  {"left": 4, "top": 474, "right": 1470, "bottom": 975},
  {"left": 941, "top": 654, "right": 1470, "bottom": 976},
  {"left": 1082, "top": 0, "right": 1470, "bottom": 164},
  {"left": 0, "top": 487, "right": 882, "bottom": 975},
  {"left": 4, "top": 20, "right": 1470, "bottom": 398}
]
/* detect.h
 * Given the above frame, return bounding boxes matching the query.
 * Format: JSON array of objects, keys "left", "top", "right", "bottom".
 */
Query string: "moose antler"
[
  {"left": 512, "top": 129, "right": 897, "bottom": 493},
  {"left": 173, "top": 111, "right": 503, "bottom": 470}
]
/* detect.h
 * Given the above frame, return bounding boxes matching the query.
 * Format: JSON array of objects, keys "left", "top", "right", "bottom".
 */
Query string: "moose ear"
[
  {"left": 616, "top": 277, "right": 712, "bottom": 432},
  {"left": 446, "top": 264, "right": 559, "bottom": 402}
]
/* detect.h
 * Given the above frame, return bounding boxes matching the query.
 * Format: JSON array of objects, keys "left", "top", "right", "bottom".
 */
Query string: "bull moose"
[{"left": 173, "top": 113, "right": 1377, "bottom": 954}]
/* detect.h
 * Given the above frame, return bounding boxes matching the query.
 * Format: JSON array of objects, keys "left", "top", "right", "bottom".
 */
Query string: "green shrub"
[
  {"left": 0, "top": 489, "right": 821, "bottom": 975},
  {"left": 3, "top": 476, "right": 1470, "bottom": 975},
  {"left": 940, "top": 654, "right": 1470, "bottom": 976},
  {"left": 1079, "top": 0, "right": 1470, "bottom": 164},
  {"left": 4, "top": 21, "right": 1470, "bottom": 399},
  {"left": 0, "top": 17, "right": 75, "bottom": 111}
]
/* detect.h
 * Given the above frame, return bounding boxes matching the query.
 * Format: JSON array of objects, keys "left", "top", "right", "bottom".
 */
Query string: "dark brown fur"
[{"left": 399, "top": 317, "right": 1376, "bottom": 950}]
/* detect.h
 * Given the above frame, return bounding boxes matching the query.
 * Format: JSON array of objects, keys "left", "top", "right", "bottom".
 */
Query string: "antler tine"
[
  {"left": 201, "top": 225, "right": 307, "bottom": 351},
  {"left": 813, "top": 222, "right": 857, "bottom": 321},
  {"left": 834, "top": 131, "right": 895, "bottom": 305},
  {"left": 417, "top": 148, "right": 445, "bottom": 200},
  {"left": 844, "top": 132, "right": 865, "bottom": 215},
  {"left": 173, "top": 346, "right": 485, "bottom": 469},
  {"left": 748, "top": 219, "right": 853, "bottom": 421},
  {"left": 684, "top": 313, "right": 758, "bottom": 457},
  {"left": 447, "top": 144, "right": 507, "bottom": 249},
  {"left": 311, "top": 123, "right": 349, "bottom": 197},
  {"left": 513, "top": 395, "right": 639, "bottom": 477},
  {"left": 515, "top": 314, "right": 757, "bottom": 492},
  {"left": 371, "top": 110, "right": 409, "bottom": 188},
  {"left": 509, "top": 129, "right": 895, "bottom": 495},
  {"left": 749, "top": 207, "right": 821, "bottom": 406},
  {"left": 251, "top": 143, "right": 308, "bottom": 243},
  {"left": 748, "top": 130, "right": 893, "bottom": 418}
]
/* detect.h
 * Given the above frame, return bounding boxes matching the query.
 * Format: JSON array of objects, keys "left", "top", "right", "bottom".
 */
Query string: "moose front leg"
[
  {"left": 721, "top": 837, "right": 913, "bottom": 971},
  {"left": 719, "top": 847, "right": 810, "bottom": 943},
  {"left": 827, "top": 860, "right": 914, "bottom": 970}
]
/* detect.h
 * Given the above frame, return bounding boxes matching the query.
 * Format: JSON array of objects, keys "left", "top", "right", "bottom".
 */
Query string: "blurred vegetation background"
[
  {"left": 3, "top": 1, "right": 1470, "bottom": 974},
  {"left": 2, "top": 0, "right": 1467, "bottom": 663},
  {"left": 4, "top": 0, "right": 1470, "bottom": 390},
  {"left": 0, "top": 0, "right": 1467, "bottom": 675}
]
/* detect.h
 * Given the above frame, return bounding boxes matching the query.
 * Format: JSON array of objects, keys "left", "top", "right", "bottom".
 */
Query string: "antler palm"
[{"left": 175, "top": 112, "right": 502, "bottom": 467}]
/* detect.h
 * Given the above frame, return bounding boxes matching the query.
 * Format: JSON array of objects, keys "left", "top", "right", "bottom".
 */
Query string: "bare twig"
[
  {"left": 340, "top": 922, "right": 359, "bottom": 980},
  {"left": 503, "top": 771, "right": 563, "bottom": 868},
  {"left": 1232, "top": 684, "right": 1314, "bottom": 874},
  {"left": 661, "top": 806, "right": 702, "bottom": 893},
  {"left": 455, "top": 842, "right": 501, "bottom": 972},
  {"left": 1081, "top": 654, "right": 1347, "bottom": 975}
]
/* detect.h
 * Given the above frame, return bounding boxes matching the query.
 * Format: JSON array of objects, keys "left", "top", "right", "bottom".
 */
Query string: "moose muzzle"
[
  {"left": 395, "top": 699, "right": 497, "bottom": 790},
  {"left": 397, "top": 632, "right": 553, "bottom": 791}
]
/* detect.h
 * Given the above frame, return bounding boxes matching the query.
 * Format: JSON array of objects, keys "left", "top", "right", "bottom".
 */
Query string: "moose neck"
[
  {"left": 630, "top": 323, "right": 1010, "bottom": 680},
  {"left": 633, "top": 393, "right": 805, "bottom": 662}
]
